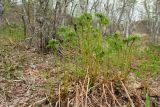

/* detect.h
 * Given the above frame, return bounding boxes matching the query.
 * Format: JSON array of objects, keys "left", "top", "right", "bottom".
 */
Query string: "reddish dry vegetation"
[{"left": 0, "top": 38, "right": 160, "bottom": 107}]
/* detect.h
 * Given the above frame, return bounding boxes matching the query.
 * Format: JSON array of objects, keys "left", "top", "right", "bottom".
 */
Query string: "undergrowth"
[
  {"left": 45, "top": 13, "right": 160, "bottom": 106},
  {"left": 0, "top": 12, "right": 159, "bottom": 106},
  {"left": 0, "top": 23, "right": 24, "bottom": 42}
]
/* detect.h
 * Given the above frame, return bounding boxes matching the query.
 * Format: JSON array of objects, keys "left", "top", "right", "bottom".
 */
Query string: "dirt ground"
[{"left": 0, "top": 37, "right": 160, "bottom": 107}]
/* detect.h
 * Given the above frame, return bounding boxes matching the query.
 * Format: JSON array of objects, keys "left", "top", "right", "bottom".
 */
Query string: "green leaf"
[
  {"left": 95, "top": 13, "right": 109, "bottom": 26},
  {"left": 47, "top": 39, "right": 59, "bottom": 50},
  {"left": 58, "top": 26, "right": 76, "bottom": 41},
  {"left": 76, "top": 13, "right": 92, "bottom": 27}
]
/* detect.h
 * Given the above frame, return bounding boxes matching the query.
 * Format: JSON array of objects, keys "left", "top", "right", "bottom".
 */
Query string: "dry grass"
[{"left": 0, "top": 37, "right": 160, "bottom": 107}]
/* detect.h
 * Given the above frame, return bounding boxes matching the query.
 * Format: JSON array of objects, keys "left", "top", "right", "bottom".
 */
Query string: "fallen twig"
[
  {"left": 85, "top": 74, "right": 90, "bottom": 107},
  {"left": 120, "top": 80, "right": 135, "bottom": 107},
  {"left": 29, "top": 98, "right": 47, "bottom": 107},
  {"left": 105, "top": 84, "right": 122, "bottom": 107},
  {"left": 102, "top": 84, "right": 111, "bottom": 107}
]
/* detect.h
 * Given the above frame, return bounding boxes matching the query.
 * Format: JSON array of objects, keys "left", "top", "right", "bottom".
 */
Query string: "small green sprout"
[
  {"left": 76, "top": 13, "right": 92, "bottom": 27},
  {"left": 47, "top": 39, "right": 59, "bottom": 51},
  {"left": 123, "top": 35, "right": 140, "bottom": 44},
  {"left": 95, "top": 13, "right": 109, "bottom": 26},
  {"left": 58, "top": 26, "right": 76, "bottom": 41}
]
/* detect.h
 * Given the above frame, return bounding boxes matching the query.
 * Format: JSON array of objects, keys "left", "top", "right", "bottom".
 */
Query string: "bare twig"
[
  {"left": 67, "top": 98, "right": 71, "bottom": 107},
  {"left": 45, "top": 94, "right": 53, "bottom": 107},
  {"left": 120, "top": 80, "right": 135, "bottom": 107},
  {"left": 58, "top": 84, "right": 61, "bottom": 107},
  {"left": 105, "top": 84, "right": 122, "bottom": 107},
  {"left": 103, "top": 84, "right": 111, "bottom": 107},
  {"left": 85, "top": 74, "right": 90, "bottom": 107},
  {"left": 75, "top": 84, "right": 80, "bottom": 107},
  {"left": 29, "top": 98, "right": 47, "bottom": 107}
]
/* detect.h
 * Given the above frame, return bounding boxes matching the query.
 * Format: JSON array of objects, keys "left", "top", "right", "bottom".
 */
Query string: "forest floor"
[
  {"left": 0, "top": 37, "right": 61, "bottom": 107},
  {"left": 0, "top": 37, "right": 160, "bottom": 107}
]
